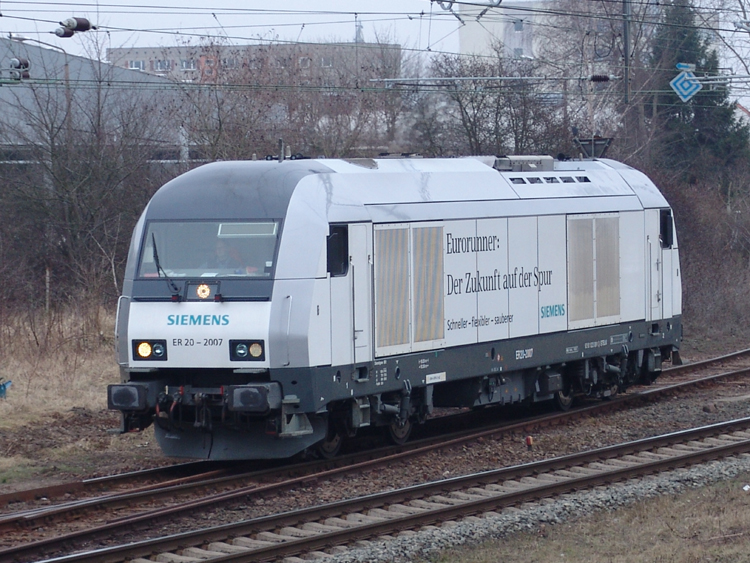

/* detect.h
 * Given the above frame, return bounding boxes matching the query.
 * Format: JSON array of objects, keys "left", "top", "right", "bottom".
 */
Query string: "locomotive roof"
[
  {"left": 143, "top": 156, "right": 669, "bottom": 223},
  {"left": 144, "top": 160, "right": 335, "bottom": 221}
]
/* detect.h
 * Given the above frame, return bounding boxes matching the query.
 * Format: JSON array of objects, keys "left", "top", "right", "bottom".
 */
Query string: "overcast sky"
[{"left": 1, "top": 1, "right": 462, "bottom": 58}]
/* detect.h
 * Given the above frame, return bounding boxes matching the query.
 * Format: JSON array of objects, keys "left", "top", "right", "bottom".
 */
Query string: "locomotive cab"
[{"left": 109, "top": 161, "right": 338, "bottom": 459}]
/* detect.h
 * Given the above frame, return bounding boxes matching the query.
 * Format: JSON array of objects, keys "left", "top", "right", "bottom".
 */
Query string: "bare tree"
[
  {"left": 168, "top": 37, "right": 408, "bottom": 159},
  {"left": 421, "top": 51, "right": 566, "bottom": 156},
  {"left": 0, "top": 39, "right": 177, "bottom": 317}
]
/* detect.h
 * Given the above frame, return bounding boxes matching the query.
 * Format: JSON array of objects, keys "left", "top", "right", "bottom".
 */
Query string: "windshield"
[{"left": 138, "top": 221, "right": 280, "bottom": 278}]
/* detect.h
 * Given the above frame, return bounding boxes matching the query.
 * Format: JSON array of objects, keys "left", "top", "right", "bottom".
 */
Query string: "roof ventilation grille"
[{"left": 493, "top": 155, "right": 554, "bottom": 172}]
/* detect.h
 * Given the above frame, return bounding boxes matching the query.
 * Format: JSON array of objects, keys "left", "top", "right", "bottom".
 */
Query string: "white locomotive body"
[{"left": 108, "top": 156, "right": 682, "bottom": 459}]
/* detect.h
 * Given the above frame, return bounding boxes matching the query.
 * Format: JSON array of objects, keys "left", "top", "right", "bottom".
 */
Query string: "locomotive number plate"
[{"left": 172, "top": 338, "right": 224, "bottom": 346}]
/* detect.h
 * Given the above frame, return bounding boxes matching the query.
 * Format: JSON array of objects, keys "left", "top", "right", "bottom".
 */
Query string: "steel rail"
[
  {"left": 1, "top": 346, "right": 742, "bottom": 511},
  {"left": 36, "top": 417, "right": 750, "bottom": 563},
  {"left": 664, "top": 347, "right": 750, "bottom": 375},
  {"left": 205, "top": 437, "right": 750, "bottom": 563},
  {"left": 0, "top": 462, "right": 304, "bottom": 530},
  {"left": 2, "top": 361, "right": 749, "bottom": 560},
  {"left": 3, "top": 346, "right": 743, "bottom": 510},
  {"left": 0, "top": 412, "right": 534, "bottom": 530},
  {"left": 0, "top": 380, "right": 678, "bottom": 534},
  {"left": 0, "top": 460, "right": 231, "bottom": 507}
]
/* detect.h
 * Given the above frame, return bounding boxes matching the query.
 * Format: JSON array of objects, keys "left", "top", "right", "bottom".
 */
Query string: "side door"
[
  {"left": 659, "top": 209, "right": 675, "bottom": 320},
  {"left": 329, "top": 224, "right": 373, "bottom": 367},
  {"left": 645, "top": 209, "right": 663, "bottom": 322},
  {"left": 350, "top": 224, "right": 373, "bottom": 363}
]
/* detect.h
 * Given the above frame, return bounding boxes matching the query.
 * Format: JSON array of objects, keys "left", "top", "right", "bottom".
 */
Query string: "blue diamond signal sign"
[{"left": 670, "top": 71, "right": 702, "bottom": 102}]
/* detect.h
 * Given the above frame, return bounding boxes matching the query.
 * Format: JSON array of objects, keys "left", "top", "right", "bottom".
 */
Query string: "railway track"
[
  {"left": 38, "top": 417, "right": 750, "bottom": 563},
  {"left": 0, "top": 460, "right": 263, "bottom": 509},
  {"left": 666, "top": 347, "right": 750, "bottom": 374},
  {"left": 5, "top": 346, "right": 746, "bottom": 508},
  {"left": 2, "top": 349, "right": 749, "bottom": 561}
]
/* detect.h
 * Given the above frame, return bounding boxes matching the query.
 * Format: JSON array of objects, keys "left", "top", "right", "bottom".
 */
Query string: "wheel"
[
  {"left": 554, "top": 377, "right": 574, "bottom": 411},
  {"left": 386, "top": 417, "right": 412, "bottom": 445},
  {"left": 603, "top": 382, "right": 619, "bottom": 400},
  {"left": 316, "top": 423, "right": 344, "bottom": 459}
]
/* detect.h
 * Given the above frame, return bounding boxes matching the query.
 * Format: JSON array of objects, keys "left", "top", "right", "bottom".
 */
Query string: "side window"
[
  {"left": 660, "top": 209, "right": 674, "bottom": 248},
  {"left": 327, "top": 225, "right": 348, "bottom": 277}
]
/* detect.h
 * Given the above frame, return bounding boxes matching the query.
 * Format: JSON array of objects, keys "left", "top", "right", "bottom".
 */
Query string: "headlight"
[
  {"left": 230, "top": 340, "right": 265, "bottom": 361},
  {"left": 152, "top": 343, "right": 166, "bottom": 358},
  {"left": 132, "top": 340, "right": 168, "bottom": 361}
]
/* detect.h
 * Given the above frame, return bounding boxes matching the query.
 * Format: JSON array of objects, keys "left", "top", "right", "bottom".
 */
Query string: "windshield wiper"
[{"left": 151, "top": 233, "right": 181, "bottom": 300}]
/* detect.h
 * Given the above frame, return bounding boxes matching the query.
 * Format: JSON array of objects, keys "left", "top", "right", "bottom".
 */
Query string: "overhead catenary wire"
[
  {"left": 2, "top": 0, "right": 749, "bottom": 56},
  {"left": 3, "top": 0, "right": 750, "bottom": 106},
  {"left": 3, "top": 74, "right": 742, "bottom": 119},
  {"left": 370, "top": 74, "right": 619, "bottom": 83},
  {"left": 4, "top": 73, "right": 731, "bottom": 100}
]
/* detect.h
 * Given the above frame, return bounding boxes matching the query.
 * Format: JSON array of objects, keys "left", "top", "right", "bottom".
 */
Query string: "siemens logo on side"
[
  {"left": 167, "top": 314, "right": 229, "bottom": 326},
  {"left": 540, "top": 304, "right": 565, "bottom": 318}
]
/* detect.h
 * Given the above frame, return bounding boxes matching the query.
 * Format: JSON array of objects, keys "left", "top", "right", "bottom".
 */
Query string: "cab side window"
[
  {"left": 327, "top": 225, "right": 348, "bottom": 277},
  {"left": 660, "top": 209, "right": 674, "bottom": 248}
]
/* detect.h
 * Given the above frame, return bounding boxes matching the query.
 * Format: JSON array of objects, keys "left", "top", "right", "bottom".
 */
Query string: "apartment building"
[
  {"left": 458, "top": 0, "right": 549, "bottom": 58},
  {"left": 107, "top": 41, "right": 402, "bottom": 85}
]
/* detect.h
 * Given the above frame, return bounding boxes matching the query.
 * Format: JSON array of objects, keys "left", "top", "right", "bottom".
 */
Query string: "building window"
[
  {"left": 204, "top": 68, "right": 214, "bottom": 76},
  {"left": 222, "top": 58, "right": 237, "bottom": 69},
  {"left": 514, "top": 19, "right": 524, "bottom": 32},
  {"left": 205, "top": 58, "right": 215, "bottom": 66},
  {"left": 513, "top": 48, "right": 524, "bottom": 58},
  {"left": 128, "top": 60, "right": 145, "bottom": 71},
  {"left": 181, "top": 59, "right": 196, "bottom": 71},
  {"left": 299, "top": 57, "right": 311, "bottom": 68},
  {"left": 153, "top": 59, "right": 172, "bottom": 72},
  {"left": 321, "top": 56, "right": 333, "bottom": 68}
]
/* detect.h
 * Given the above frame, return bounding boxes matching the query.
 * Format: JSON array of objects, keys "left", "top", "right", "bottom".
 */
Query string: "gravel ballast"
[{"left": 327, "top": 454, "right": 750, "bottom": 563}]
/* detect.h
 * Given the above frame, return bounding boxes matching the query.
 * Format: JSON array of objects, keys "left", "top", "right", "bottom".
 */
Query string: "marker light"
[
  {"left": 152, "top": 343, "right": 166, "bottom": 358},
  {"left": 249, "top": 343, "right": 263, "bottom": 358},
  {"left": 196, "top": 283, "right": 211, "bottom": 299},
  {"left": 137, "top": 342, "right": 152, "bottom": 358}
]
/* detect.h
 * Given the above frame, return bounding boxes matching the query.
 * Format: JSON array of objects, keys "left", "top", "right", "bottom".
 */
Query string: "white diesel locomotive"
[{"left": 108, "top": 155, "right": 682, "bottom": 459}]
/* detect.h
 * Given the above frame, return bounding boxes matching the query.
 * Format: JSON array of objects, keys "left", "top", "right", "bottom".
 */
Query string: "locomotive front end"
[{"left": 108, "top": 161, "right": 330, "bottom": 459}]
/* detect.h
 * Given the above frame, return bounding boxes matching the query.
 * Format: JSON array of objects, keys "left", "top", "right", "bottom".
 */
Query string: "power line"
[
  {"left": 2, "top": 0, "right": 747, "bottom": 38},
  {"left": 5, "top": 0, "right": 750, "bottom": 73}
]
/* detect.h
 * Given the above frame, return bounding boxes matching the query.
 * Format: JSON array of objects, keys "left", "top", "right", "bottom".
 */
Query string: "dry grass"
[
  {"left": 429, "top": 474, "right": 750, "bottom": 563},
  {"left": 0, "top": 308, "right": 177, "bottom": 487},
  {"left": 0, "top": 307, "right": 119, "bottom": 430}
]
